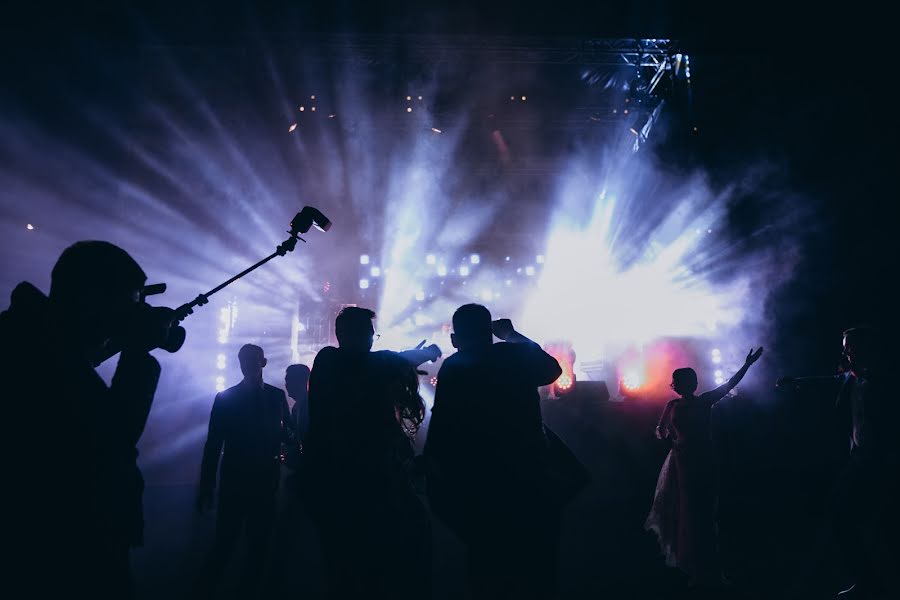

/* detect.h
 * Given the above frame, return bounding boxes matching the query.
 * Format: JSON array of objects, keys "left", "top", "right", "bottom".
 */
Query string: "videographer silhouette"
[{"left": 0, "top": 241, "right": 167, "bottom": 599}]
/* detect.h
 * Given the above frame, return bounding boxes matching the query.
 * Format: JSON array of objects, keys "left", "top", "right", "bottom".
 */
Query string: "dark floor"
[{"left": 132, "top": 388, "right": 855, "bottom": 599}]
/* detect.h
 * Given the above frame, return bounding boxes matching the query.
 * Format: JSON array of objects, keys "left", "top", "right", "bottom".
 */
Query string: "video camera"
[{"left": 100, "top": 206, "right": 331, "bottom": 362}]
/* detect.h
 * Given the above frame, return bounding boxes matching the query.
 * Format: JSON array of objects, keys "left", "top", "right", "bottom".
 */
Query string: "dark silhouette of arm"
[
  {"left": 655, "top": 400, "right": 675, "bottom": 440},
  {"left": 198, "top": 393, "right": 226, "bottom": 508},
  {"left": 705, "top": 347, "right": 763, "bottom": 405},
  {"left": 492, "top": 319, "right": 562, "bottom": 385},
  {"left": 108, "top": 350, "right": 161, "bottom": 447}
]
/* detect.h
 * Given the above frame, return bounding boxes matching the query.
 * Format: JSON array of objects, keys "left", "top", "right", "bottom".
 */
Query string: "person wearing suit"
[{"left": 197, "top": 343, "right": 291, "bottom": 598}]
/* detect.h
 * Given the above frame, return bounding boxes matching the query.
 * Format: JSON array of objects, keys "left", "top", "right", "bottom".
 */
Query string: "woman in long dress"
[{"left": 645, "top": 347, "right": 763, "bottom": 586}]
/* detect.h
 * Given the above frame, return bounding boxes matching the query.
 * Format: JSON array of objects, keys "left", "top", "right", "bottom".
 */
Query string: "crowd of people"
[{"left": 1, "top": 240, "right": 895, "bottom": 600}]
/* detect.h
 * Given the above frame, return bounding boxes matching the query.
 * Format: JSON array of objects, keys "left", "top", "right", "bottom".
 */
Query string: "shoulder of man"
[
  {"left": 263, "top": 382, "right": 286, "bottom": 397},
  {"left": 218, "top": 384, "right": 243, "bottom": 401}
]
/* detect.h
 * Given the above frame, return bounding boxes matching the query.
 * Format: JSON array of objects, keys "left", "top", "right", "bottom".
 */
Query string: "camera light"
[
  {"left": 360, "top": 254, "right": 370, "bottom": 265},
  {"left": 470, "top": 254, "right": 480, "bottom": 264},
  {"left": 459, "top": 265, "right": 470, "bottom": 277},
  {"left": 370, "top": 266, "right": 381, "bottom": 277},
  {"left": 359, "top": 279, "right": 370, "bottom": 289}
]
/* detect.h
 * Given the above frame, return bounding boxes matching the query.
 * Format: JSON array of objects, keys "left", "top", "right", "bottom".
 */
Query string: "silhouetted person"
[
  {"left": 831, "top": 327, "right": 897, "bottom": 599},
  {"left": 425, "top": 304, "right": 564, "bottom": 600},
  {"left": 644, "top": 348, "right": 763, "bottom": 589},
  {"left": 286, "top": 363, "right": 311, "bottom": 445},
  {"left": 304, "top": 307, "right": 435, "bottom": 599},
  {"left": 0, "top": 241, "right": 164, "bottom": 598},
  {"left": 197, "top": 344, "right": 291, "bottom": 599},
  {"left": 270, "top": 363, "right": 310, "bottom": 597}
]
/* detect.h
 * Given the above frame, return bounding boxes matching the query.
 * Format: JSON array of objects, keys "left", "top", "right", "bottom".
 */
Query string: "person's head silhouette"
[
  {"left": 49, "top": 241, "right": 147, "bottom": 352},
  {"left": 451, "top": 303, "right": 493, "bottom": 351},
  {"left": 842, "top": 327, "right": 877, "bottom": 374},
  {"left": 370, "top": 351, "right": 425, "bottom": 435},
  {"left": 335, "top": 306, "right": 376, "bottom": 353},
  {"left": 285, "top": 363, "right": 311, "bottom": 399},
  {"left": 238, "top": 344, "right": 267, "bottom": 385},
  {"left": 671, "top": 367, "right": 699, "bottom": 398}
]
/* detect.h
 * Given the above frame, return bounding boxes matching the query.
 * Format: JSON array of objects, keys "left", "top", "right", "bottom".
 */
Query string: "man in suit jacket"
[
  {"left": 833, "top": 327, "right": 898, "bottom": 600},
  {"left": 197, "top": 343, "right": 291, "bottom": 598}
]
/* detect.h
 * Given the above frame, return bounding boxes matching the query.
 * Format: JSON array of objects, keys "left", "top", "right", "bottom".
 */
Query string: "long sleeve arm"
[
  {"left": 108, "top": 350, "right": 161, "bottom": 448},
  {"left": 199, "top": 394, "right": 226, "bottom": 493}
]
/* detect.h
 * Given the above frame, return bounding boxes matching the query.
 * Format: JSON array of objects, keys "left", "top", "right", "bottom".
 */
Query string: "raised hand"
[
  {"left": 423, "top": 343, "right": 442, "bottom": 362},
  {"left": 745, "top": 347, "right": 764, "bottom": 365},
  {"left": 491, "top": 319, "right": 515, "bottom": 341}
]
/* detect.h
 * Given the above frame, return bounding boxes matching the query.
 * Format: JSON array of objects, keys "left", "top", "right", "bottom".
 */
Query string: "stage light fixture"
[
  {"left": 459, "top": 265, "right": 470, "bottom": 277},
  {"left": 437, "top": 265, "right": 447, "bottom": 276},
  {"left": 536, "top": 254, "right": 545, "bottom": 264},
  {"left": 525, "top": 266, "right": 535, "bottom": 276},
  {"left": 359, "top": 279, "right": 370, "bottom": 289},
  {"left": 360, "top": 254, "right": 370, "bottom": 265},
  {"left": 415, "top": 290, "right": 426, "bottom": 301},
  {"left": 470, "top": 254, "right": 480, "bottom": 264},
  {"left": 370, "top": 266, "right": 381, "bottom": 277},
  {"left": 426, "top": 254, "right": 436, "bottom": 265}
]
